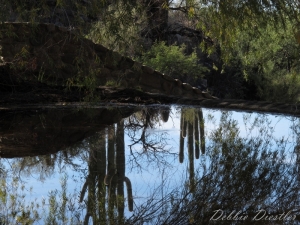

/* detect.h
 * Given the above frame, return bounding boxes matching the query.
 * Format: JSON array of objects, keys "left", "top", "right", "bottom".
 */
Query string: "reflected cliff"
[
  {"left": 0, "top": 106, "right": 300, "bottom": 224},
  {"left": 0, "top": 107, "right": 137, "bottom": 158}
]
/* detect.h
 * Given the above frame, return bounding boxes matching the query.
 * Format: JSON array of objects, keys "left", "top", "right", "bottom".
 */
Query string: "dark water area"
[{"left": 0, "top": 104, "right": 300, "bottom": 224}]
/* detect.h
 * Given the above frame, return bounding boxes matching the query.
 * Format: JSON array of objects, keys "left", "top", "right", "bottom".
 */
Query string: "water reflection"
[
  {"left": 179, "top": 108, "right": 206, "bottom": 192},
  {"left": 0, "top": 106, "right": 300, "bottom": 224},
  {"left": 0, "top": 107, "right": 137, "bottom": 158},
  {"left": 126, "top": 107, "right": 176, "bottom": 171}
]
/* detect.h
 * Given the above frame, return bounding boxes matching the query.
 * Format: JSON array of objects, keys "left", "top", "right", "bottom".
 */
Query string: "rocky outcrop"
[{"left": 0, "top": 22, "right": 216, "bottom": 100}]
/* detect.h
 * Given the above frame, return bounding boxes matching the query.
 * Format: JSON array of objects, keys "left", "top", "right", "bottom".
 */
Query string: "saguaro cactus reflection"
[
  {"left": 105, "top": 121, "right": 133, "bottom": 222},
  {"left": 179, "top": 108, "right": 206, "bottom": 191},
  {"left": 79, "top": 122, "right": 133, "bottom": 225},
  {"left": 80, "top": 132, "right": 107, "bottom": 225},
  {"left": 179, "top": 108, "right": 206, "bottom": 163}
]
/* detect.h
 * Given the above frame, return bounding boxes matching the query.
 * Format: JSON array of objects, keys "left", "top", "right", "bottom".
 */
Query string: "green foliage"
[
  {"left": 139, "top": 42, "right": 208, "bottom": 84},
  {"left": 0, "top": 172, "right": 84, "bottom": 225},
  {"left": 167, "top": 0, "right": 300, "bottom": 102},
  {"left": 0, "top": 177, "right": 39, "bottom": 225},
  {"left": 45, "top": 175, "right": 69, "bottom": 225},
  {"left": 2, "top": 0, "right": 300, "bottom": 102},
  {"left": 65, "top": 61, "right": 101, "bottom": 101},
  {"left": 87, "top": 2, "right": 145, "bottom": 57},
  {"left": 182, "top": 1, "right": 300, "bottom": 50},
  {"left": 224, "top": 19, "right": 300, "bottom": 102},
  {"left": 0, "top": 0, "right": 110, "bottom": 32},
  {"left": 105, "top": 79, "right": 120, "bottom": 87}
]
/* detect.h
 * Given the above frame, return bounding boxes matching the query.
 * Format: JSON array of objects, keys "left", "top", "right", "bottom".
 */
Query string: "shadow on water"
[
  {"left": 0, "top": 106, "right": 137, "bottom": 158},
  {"left": 0, "top": 105, "right": 300, "bottom": 224}
]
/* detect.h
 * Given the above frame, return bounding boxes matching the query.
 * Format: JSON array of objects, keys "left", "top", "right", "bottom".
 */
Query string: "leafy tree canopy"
[
  {"left": 1, "top": 0, "right": 299, "bottom": 35},
  {"left": 171, "top": 0, "right": 299, "bottom": 45}
]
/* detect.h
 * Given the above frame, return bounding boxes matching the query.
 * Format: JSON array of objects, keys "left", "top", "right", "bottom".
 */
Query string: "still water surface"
[{"left": 0, "top": 105, "right": 300, "bottom": 224}]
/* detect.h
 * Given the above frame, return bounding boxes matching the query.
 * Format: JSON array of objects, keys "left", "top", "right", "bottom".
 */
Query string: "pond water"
[{"left": 0, "top": 105, "right": 300, "bottom": 225}]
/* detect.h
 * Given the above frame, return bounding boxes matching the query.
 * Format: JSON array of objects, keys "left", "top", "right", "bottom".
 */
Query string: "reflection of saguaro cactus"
[
  {"left": 179, "top": 108, "right": 206, "bottom": 163},
  {"left": 96, "top": 132, "right": 107, "bottom": 225},
  {"left": 179, "top": 108, "right": 206, "bottom": 191},
  {"left": 179, "top": 110, "right": 185, "bottom": 163},
  {"left": 116, "top": 120, "right": 133, "bottom": 214},
  {"left": 187, "top": 119, "right": 195, "bottom": 192},
  {"left": 81, "top": 132, "right": 107, "bottom": 225},
  {"left": 106, "top": 125, "right": 116, "bottom": 223},
  {"left": 81, "top": 122, "right": 134, "bottom": 225},
  {"left": 116, "top": 120, "right": 125, "bottom": 222},
  {"left": 194, "top": 114, "right": 200, "bottom": 159},
  {"left": 124, "top": 177, "right": 133, "bottom": 211},
  {"left": 84, "top": 151, "right": 96, "bottom": 225},
  {"left": 104, "top": 120, "right": 133, "bottom": 225},
  {"left": 198, "top": 110, "right": 205, "bottom": 154}
]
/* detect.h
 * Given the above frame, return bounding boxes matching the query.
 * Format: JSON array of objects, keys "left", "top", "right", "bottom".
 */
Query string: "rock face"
[{"left": 0, "top": 22, "right": 216, "bottom": 100}]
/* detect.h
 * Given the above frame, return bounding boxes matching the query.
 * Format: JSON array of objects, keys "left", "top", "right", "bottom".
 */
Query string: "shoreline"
[{"left": 1, "top": 85, "right": 300, "bottom": 117}]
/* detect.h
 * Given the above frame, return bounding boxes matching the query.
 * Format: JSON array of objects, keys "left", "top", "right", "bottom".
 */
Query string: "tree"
[
  {"left": 219, "top": 18, "right": 300, "bottom": 102},
  {"left": 143, "top": 0, "right": 169, "bottom": 41},
  {"left": 1, "top": 0, "right": 298, "bottom": 58},
  {"left": 170, "top": 0, "right": 299, "bottom": 42}
]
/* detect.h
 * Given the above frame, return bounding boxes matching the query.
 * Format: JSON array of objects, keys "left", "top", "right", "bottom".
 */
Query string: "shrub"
[
  {"left": 139, "top": 42, "right": 208, "bottom": 85},
  {"left": 224, "top": 20, "right": 300, "bottom": 103}
]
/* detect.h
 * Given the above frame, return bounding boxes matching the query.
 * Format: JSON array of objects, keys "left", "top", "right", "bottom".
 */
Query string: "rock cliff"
[{"left": 0, "top": 22, "right": 216, "bottom": 99}]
